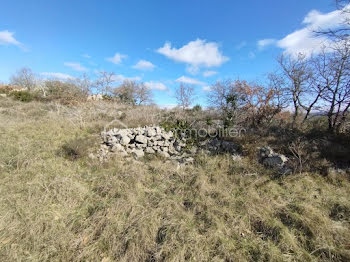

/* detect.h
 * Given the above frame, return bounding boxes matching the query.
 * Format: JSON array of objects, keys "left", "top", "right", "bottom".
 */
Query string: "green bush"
[{"left": 10, "top": 90, "right": 34, "bottom": 102}]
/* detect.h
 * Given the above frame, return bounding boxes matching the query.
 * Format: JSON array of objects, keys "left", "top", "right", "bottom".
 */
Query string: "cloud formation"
[
  {"left": 111, "top": 74, "right": 141, "bottom": 82},
  {"left": 133, "top": 60, "right": 155, "bottom": 71},
  {"left": 144, "top": 81, "right": 167, "bottom": 90},
  {"left": 176, "top": 76, "right": 205, "bottom": 85},
  {"left": 257, "top": 38, "right": 276, "bottom": 50},
  {"left": 0, "top": 30, "right": 23, "bottom": 48},
  {"left": 106, "top": 53, "right": 127, "bottom": 64},
  {"left": 41, "top": 72, "right": 74, "bottom": 80},
  {"left": 260, "top": 5, "right": 350, "bottom": 57},
  {"left": 64, "top": 62, "right": 88, "bottom": 72},
  {"left": 157, "top": 39, "right": 229, "bottom": 73},
  {"left": 202, "top": 70, "right": 217, "bottom": 77},
  {"left": 202, "top": 86, "right": 212, "bottom": 91}
]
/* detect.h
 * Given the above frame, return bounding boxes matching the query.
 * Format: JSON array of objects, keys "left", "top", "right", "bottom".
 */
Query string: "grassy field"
[{"left": 0, "top": 97, "right": 350, "bottom": 261}]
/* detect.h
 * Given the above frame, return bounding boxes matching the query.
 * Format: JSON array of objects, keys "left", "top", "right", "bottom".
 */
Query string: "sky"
[{"left": 0, "top": 0, "right": 346, "bottom": 107}]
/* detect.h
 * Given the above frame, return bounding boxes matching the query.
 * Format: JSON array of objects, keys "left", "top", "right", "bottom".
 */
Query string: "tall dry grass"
[{"left": 0, "top": 97, "right": 349, "bottom": 261}]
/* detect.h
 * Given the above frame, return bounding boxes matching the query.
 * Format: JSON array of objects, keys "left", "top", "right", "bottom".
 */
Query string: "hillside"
[{"left": 0, "top": 97, "right": 349, "bottom": 261}]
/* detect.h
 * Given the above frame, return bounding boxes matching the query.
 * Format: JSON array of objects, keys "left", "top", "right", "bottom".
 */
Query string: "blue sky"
[{"left": 0, "top": 0, "right": 343, "bottom": 107}]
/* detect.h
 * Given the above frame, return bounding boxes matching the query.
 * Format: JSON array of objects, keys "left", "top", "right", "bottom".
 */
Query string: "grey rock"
[
  {"left": 162, "top": 132, "right": 173, "bottom": 140},
  {"left": 154, "top": 135, "right": 162, "bottom": 141},
  {"left": 132, "top": 149, "right": 144, "bottom": 158},
  {"left": 221, "top": 140, "right": 237, "bottom": 153},
  {"left": 185, "top": 157, "right": 194, "bottom": 163},
  {"left": 161, "top": 147, "right": 169, "bottom": 152},
  {"left": 146, "top": 127, "right": 157, "bottom": 137},
  {"left": 111, "top": 144, "right": 125, "bottom": 152},
  {"left": 232, "top": 154, "right": 242, "bottom": 162},
  {"left": 190, "top": 146, "right": 198, "bottom": 154},
  {"left": 135, "top": 135, "right": 148, "bottom": 144},
  {"left": 155, "top": 126, "right": 162, "bottom": 134},
  {"left": 145, "top": 147, "right": 155, "bottom": 154},
  {"left": 159, "top": 151, "right": 170, "bottom": 158},
  {"left": 120, "top": 136, "right": 131, "bottom": 145},
  {"left": 258, "top": 146, "right": 274, "bottom": 160},
  {"left": 262, "top": 154, "right": 288, "bottom": 168}
]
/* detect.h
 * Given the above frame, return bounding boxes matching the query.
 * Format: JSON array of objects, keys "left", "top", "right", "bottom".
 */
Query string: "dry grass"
[{"left": 0, "top": 97, "right": 350, "bottom": 261}]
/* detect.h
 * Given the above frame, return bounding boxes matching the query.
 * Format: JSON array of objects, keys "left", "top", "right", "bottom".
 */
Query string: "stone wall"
[{"left": 100, "top": 126, "right": 188, "bottom": 160}]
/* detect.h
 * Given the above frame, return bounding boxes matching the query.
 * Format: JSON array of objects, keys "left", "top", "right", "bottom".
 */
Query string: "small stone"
[
  {"left": 159, "top": 151, "right": 170, "bottom": 158},
  {"left": 111, "top": 144, "right": 125, "bottom": 152},
  {"left": 232, "top": 154, "right": 242, "bottom": 161},
  {"left": 262, "top": 154, "right": 288, "bottom": 167},
  {"left": 185, "top": 157, "right": 194, "bottom": 163},
  {"left": 154, "top": 135, "right": 162, "bottom": 141},
  {"left": 145, "top": 147, "right": 155, "bottom": 154},
  {"left": 190, "top": 146, "right": 198, "bottom": 154},
  {"left": 120, "top": 136, "right": 131, "bottom": 145},
  {"left": 132, "top": 149, "right": 144, "bottom": 158},
  {"left": 135, "top": 135, "right": 148, "bottom": 144},
  {"left": 146, "top": 128, "right": 157, "bottom": 137},
  {"left": 161, "top": 147, "right": 169, "bottom": 152}
]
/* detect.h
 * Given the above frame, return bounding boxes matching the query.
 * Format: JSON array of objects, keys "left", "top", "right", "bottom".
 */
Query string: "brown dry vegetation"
[{"left": 0, "top": 97, "right": 350, "bottom": 261}]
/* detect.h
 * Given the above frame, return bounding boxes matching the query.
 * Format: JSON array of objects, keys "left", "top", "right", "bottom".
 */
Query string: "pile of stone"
[
  {"left": 100, "top": 126, "right": 186, "bottom": 159},
  {"left": 258, "top": 146, "right": 292, "bottom": 174},
  {"left": 258, "top": 146, "right": 288, "bottom": 167}
]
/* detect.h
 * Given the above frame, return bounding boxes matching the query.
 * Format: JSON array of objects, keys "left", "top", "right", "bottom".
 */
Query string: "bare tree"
[
  {"left": 134, "top": 82, "right": 153, "bottom": 105},
  {"left": 207, "top": 80, "right": 240, "bottom": 126},
  {"left": 95, "top": 71, "right": 116, "bottom": 95},
  {"left": 69, "top": 73, "right": 92, "bottom": 95},
  {"left": 209, "top": 79, "right": 286, "bottom": 127},
  {"left": 277, "top": 54, "right": 316, "bottom": 126},
  {"left": 10, "top": 67, "right": 36, "bottom": 91},
  {"left": 267, "top": 72, "right": 290, "bottom": 110},
  {"left": 175, "top": 84, "right": 195, "bottom": 110},
  {"left": 316, "top": 0, "right": 350, "bottom": 40},
  {"left": 314, "top": 40, "right": 350, "bottom": 133},
  {"left": 113, "top": 80, "right": 153, "bottom": 105}
]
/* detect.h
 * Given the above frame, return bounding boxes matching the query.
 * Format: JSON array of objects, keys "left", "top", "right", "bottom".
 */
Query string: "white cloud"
[
  {"left": 64, "top": 62, "right": 88, "bottom": 72},
  {"left": 144, "top": 81, "right": 167, "bottom": 90},
  {"left": 0, "top": 30, "right": 23, "bottom": 48},
  {"left": 186, "top": 65, "right": 200, "bottom": 75},
  {"left": 176, "top": 76, "right": 205, "bottom": 85},
  {"left": 82, "top": 54, "right": 91, "bottom": 59},
  {"left": 133, "top": 60, "right": 155, "bottom": 71},
  {"left": 257, "top": 38, "right": 276, "bottom": 49},
  {"left": 262, "top": 5, "right": 350, "bottom": 57},
  {"left": 157, "top": 39, "right": 229, "bottom": 72},
  {"left": 202, "top": 86, "right": 212, "bottom": 91},
  {"left": 202, "top": 70, "right": 217, "bottom": 77},
  {"left": 41, "top": 72, "right": 74, "bottom": 80},
  {"left": 111, "top": 74, "right": 141, "bottom": 82},
  {"left": 106, "top": 53, "right": 127, "bottom": 64}
]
